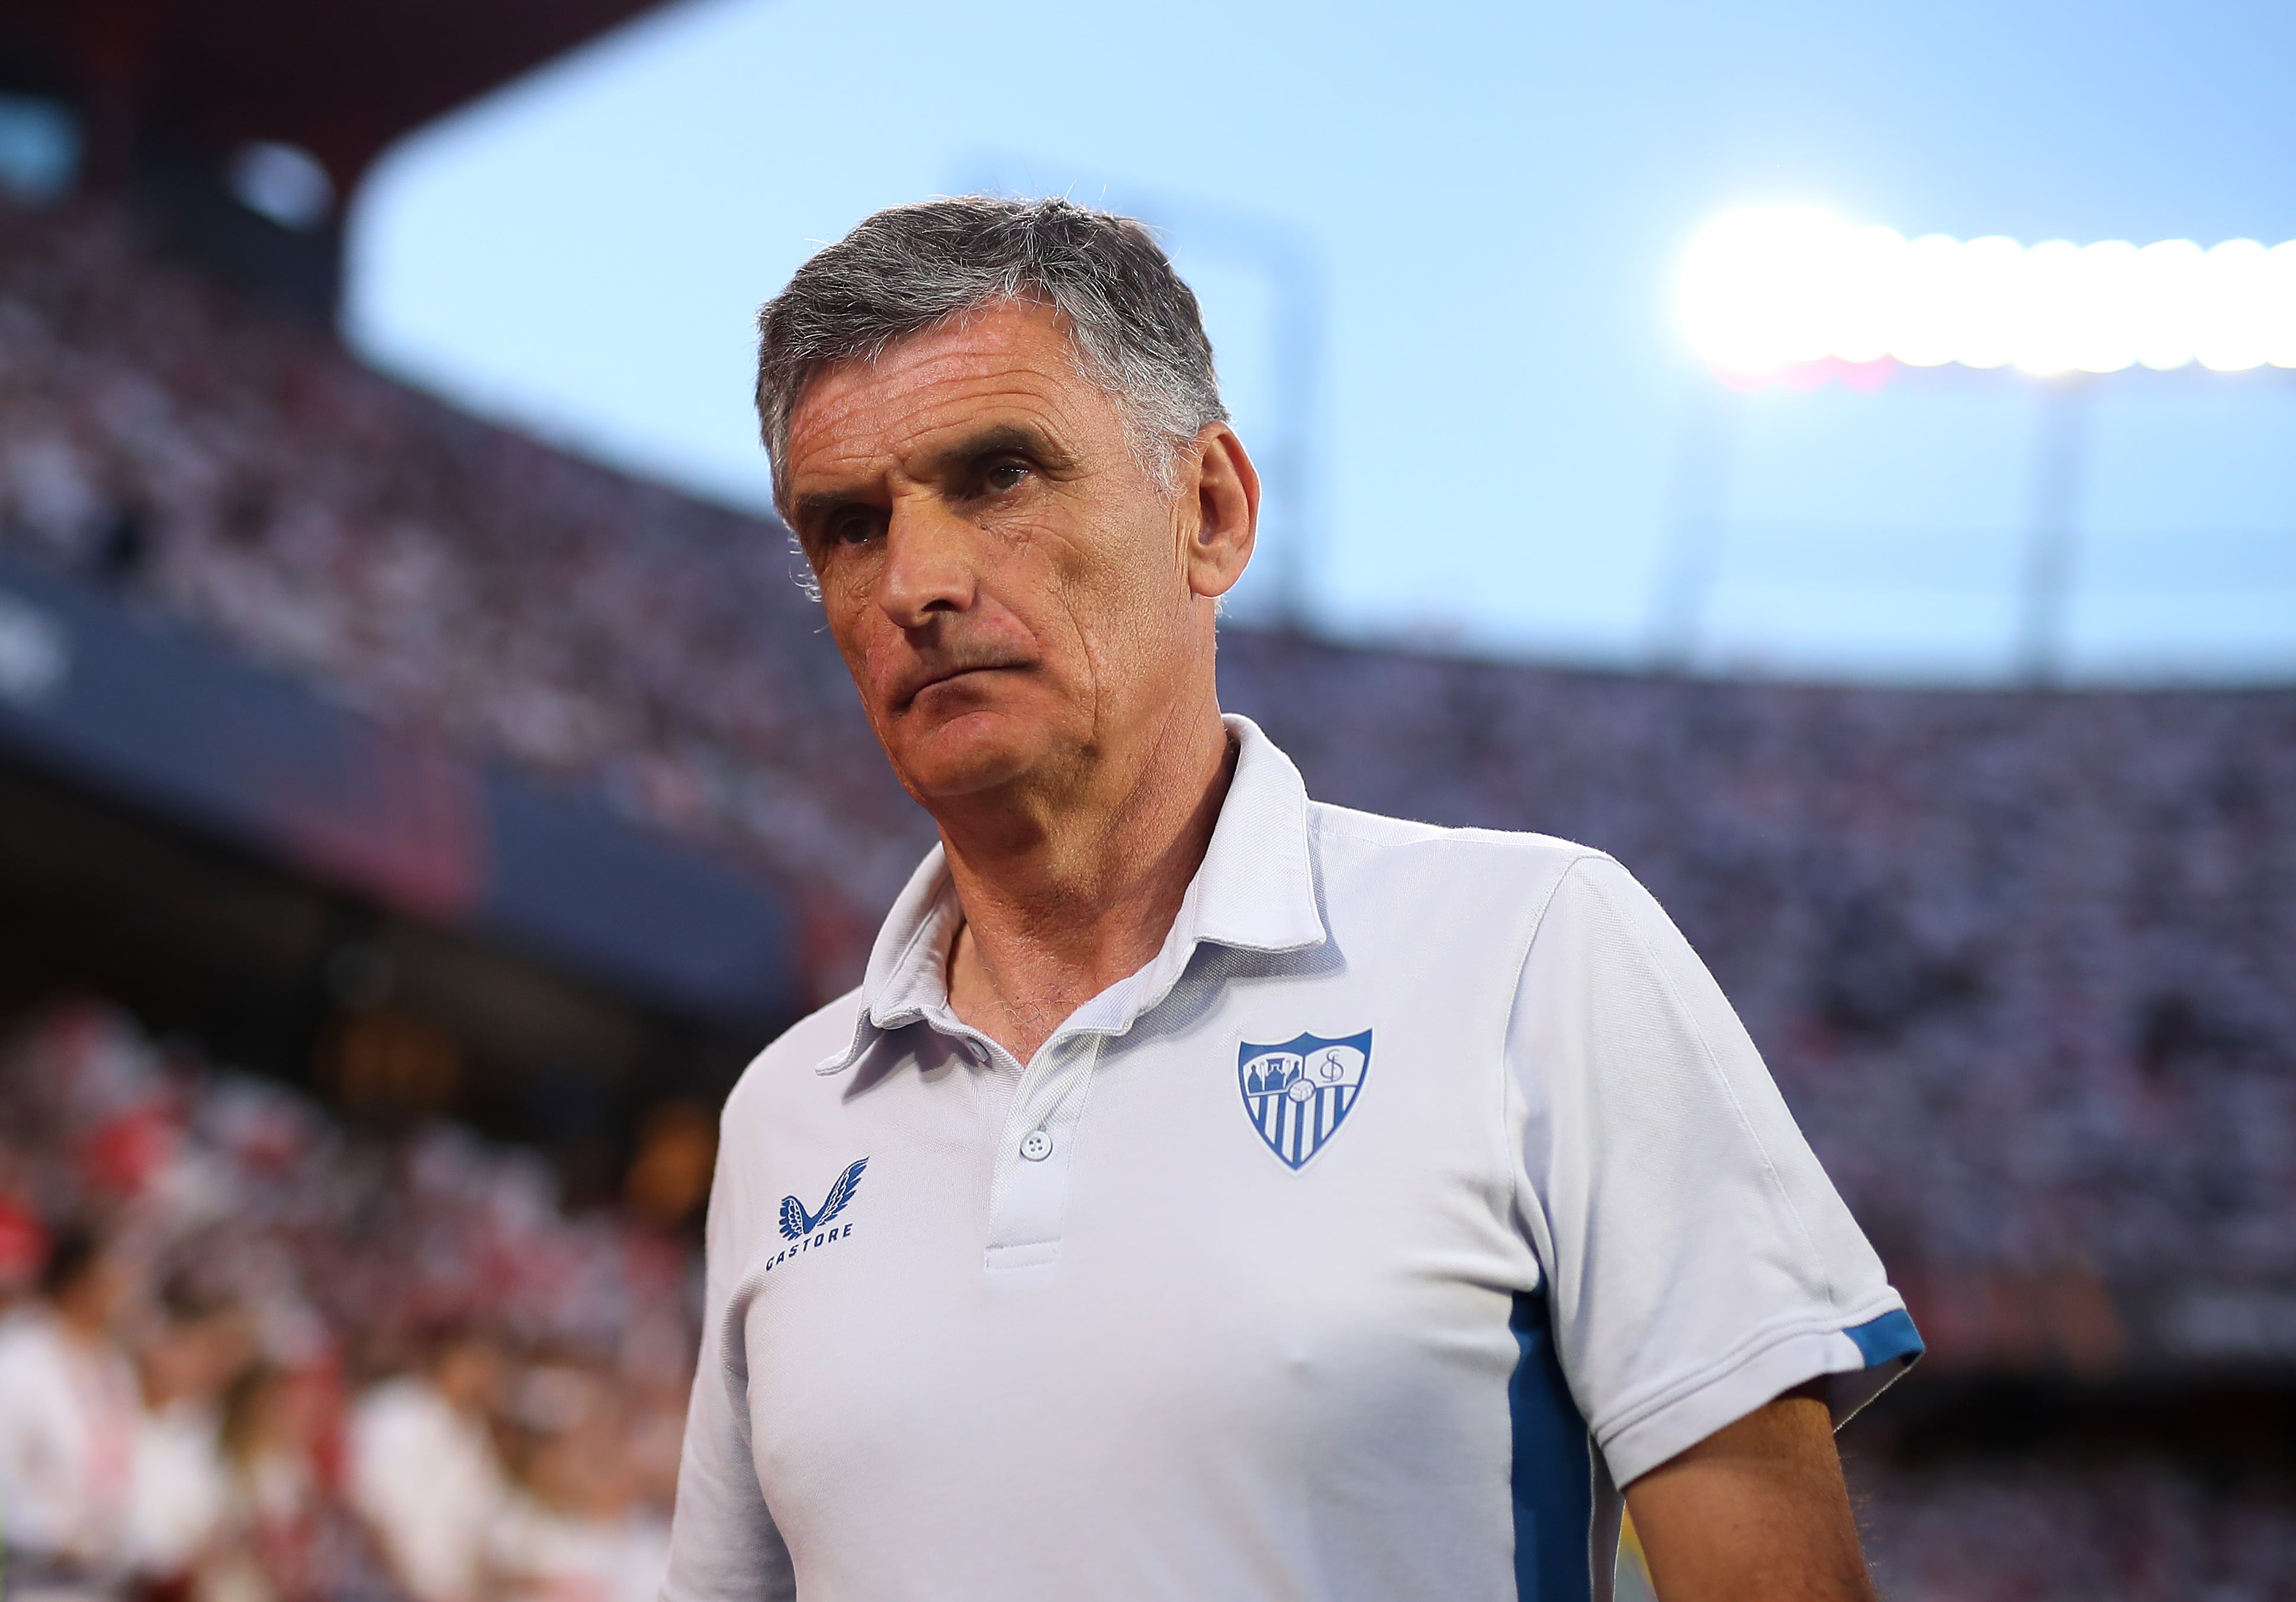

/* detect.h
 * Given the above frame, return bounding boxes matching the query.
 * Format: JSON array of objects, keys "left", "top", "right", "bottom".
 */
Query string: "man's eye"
[
  {"left": 985, "top": 462, "right": 1028, "bottom": 492},
  {"left": 828, "top": 511, "right": 878, "bottom": 545}
]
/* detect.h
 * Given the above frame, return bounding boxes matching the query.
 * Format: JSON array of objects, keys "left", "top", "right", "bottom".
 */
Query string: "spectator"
[
  {"left": 197, "top": 1360, "right": 391, "bottom": 1602},
  {"left": 0, "top": 1000, "right": 697, "bottom": 1601},
  {"left": 485, "top": 1364, "right": 668, "bottom": 1602},
  {"left": 345, "top": 1323, "right": 508, "bottom": 1602},
  {"left": 126, "top": 1278, "right": 250, "bottom": 1591},
  {"left": 0, "top": 1224, "right": 144, "bottom": 1601}
]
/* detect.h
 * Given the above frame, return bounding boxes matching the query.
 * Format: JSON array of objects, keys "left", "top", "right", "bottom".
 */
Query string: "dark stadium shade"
[
  {"left": 0, "top": 0, "right": 661, "bottom": 188},
  {"left": 0, "top": 554, "right": 798, "bottom": 1033}
]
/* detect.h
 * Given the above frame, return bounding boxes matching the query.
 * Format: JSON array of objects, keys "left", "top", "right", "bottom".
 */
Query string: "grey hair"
[{"left": 754, "top": 196, "right": 1227, "bottom": 507}]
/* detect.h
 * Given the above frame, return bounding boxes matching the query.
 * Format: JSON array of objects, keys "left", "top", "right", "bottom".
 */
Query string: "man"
[
  {"left": 0, "top": 1226, "right": 142, "bottom": 1601},
  {"left": 346, "top": 1320, "right": 508, "bottom": 1602},
  {"left": 125, "top": 1277, "right": 250, "bottom": 1589},
  {"left": 663, "top": 197, "right": 1921, "bottom": 1602}
]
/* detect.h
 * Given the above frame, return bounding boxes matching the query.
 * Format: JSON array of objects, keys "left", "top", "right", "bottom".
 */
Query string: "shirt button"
[{"left": 1019, "top": 1130, "right": 1053, "bottom": 1162}]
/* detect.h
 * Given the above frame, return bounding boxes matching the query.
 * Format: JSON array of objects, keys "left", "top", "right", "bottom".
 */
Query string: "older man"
[{"left": 662, "top": 198, "right": 1920, "bottom": 1602}]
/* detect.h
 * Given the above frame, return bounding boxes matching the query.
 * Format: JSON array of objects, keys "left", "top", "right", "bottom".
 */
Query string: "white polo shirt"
[{"left": 663, "top": 716, "right": 1919, "bottom": 1602}]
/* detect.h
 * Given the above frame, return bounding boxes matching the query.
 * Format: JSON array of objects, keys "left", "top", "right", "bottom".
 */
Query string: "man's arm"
[
  {"left": 659, "top": 1101, "right": 797, "bottom": 1602},
  {"left": 1503, "top": 855, "right": 1917, "bottom": 1592},
  {"left": 1623, "top": 1384, "right": 1876, "bottom": 1602}
]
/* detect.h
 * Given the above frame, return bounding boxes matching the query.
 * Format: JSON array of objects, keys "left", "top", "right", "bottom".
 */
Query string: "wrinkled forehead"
[{"left": 780, "top": 300, "right": 1115, "bottom": 487}]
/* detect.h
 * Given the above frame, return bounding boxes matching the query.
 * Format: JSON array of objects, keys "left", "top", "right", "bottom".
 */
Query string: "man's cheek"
[{"left": 856, "top": 640, "right": 901, "bottom": 699}]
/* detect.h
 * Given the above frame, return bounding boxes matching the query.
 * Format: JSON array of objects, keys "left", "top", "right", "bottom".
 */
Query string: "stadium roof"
[{"left": 0, "top": 0, "right": 662, "bottom": 186}]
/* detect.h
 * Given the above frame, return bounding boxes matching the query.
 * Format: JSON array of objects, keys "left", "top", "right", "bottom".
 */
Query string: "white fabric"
[
  {"left": 662, "top": 716, "right": 1915, "bottom": 1602},
  {"left": 346, "top": 1376, "right": 505, "bottom": 1602},
  {"left": 488, "top": 1495, "right": 670, "bottom": 1602},
  {"left": 0, "top": 1307, "right": 140, "bottom": 1575},
  {"left": 126, "top": 1398, "right": 226, "bottom": 1577}
]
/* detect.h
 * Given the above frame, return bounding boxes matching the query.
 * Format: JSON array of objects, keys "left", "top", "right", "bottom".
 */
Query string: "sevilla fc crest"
[{"left": 1238, "top": 1030, "right": 1372, "bottom": 1169}]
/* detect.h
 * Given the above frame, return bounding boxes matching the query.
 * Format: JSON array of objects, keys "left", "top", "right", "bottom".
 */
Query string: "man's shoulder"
[
  {"left": 1306, "top": 798, "right": 1611, "bottom": 889},
  {"left": 720, "top": 986, "right": 867, "bottom": 1129}
]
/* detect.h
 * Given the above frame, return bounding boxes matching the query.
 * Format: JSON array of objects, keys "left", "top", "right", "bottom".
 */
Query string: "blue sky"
[{"left": 343, "top": 0, "right": 2296, "bottom": 684}]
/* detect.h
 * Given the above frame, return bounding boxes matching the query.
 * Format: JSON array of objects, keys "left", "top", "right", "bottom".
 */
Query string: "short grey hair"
[{"left": 754, "top": 196, "right": 1227, "bottom": 506}]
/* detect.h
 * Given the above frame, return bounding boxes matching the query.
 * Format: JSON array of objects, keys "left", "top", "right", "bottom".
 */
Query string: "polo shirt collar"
[{"left": 816, "top": 714, "right": 1324, "bottom": 1074}]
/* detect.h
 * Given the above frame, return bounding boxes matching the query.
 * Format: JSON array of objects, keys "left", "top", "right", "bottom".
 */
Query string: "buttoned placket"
[
  {"left": 819, "top": 717, "right": 1331, "bottom": 1274},
  {"left": 974, "top": 1024, "right": 1102, "bottom": 1271},
  {"left": 899, "top": 1011, "right": 1107, "bottom": 1271}
]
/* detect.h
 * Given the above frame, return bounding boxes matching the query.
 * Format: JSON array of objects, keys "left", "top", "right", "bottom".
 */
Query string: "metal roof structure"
[{"left": 0, "top": 0, "right": 660, "bottom": 189}]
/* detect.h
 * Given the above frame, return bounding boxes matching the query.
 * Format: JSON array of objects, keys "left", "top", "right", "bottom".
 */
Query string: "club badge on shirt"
[{"left": 1238, "top": 1031, "right": 1372, "bottom": 1169}]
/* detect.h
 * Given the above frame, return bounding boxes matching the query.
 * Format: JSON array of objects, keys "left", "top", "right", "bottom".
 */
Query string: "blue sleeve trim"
[{"left": 1843, "top": 1307, "right": 1924, "bottom": 1368}]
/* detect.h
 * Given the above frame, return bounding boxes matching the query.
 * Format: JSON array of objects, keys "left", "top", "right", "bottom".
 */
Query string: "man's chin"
[{"left": 887, "top": 708, "right": 1047, "bottom": 802}]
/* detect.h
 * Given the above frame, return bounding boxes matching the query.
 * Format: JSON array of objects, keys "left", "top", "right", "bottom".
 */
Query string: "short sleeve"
[
  {"left": 1507, "top": 855, "right": 1921, "bottom": 1488},
  {"left": 661, "top": 1093, "right": 798, "bottom": 1602}
]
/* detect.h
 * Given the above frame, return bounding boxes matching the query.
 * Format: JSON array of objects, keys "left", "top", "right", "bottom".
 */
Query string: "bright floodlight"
[{"left": 1680, "top": 208, "right": 2296, "bottom": 376}]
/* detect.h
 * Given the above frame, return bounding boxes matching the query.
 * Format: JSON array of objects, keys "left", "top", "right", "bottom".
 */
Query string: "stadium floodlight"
[
  {"left": 1679, "top": 207, "right": 2296, "bottom": 378},
  {"left": 228, "top": 140, "right": 335, "bottom": 231}
]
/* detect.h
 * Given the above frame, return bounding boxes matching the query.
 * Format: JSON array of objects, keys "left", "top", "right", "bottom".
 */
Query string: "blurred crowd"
[
  {"left": 0, "top": 197, "right": 924, "bottom": 993},
  {"left": 5, "top": 995, "right": 2294, "bottom": 1601},
  {"left": 1853, "top": 1450, "right": 2296, "bottom": 1602},
  {"left": 3, "top": 190, "right": 2296, "bottom": 1596},
  {"left": 1221, "top": 635, "right": 2296, "bottom": 1312},
  {"left": 0, "top": 1000, "right": 690, "bottom": 1602},
  {"left": 5, "top": 192, "right": 2295, "bottom": 1314}
]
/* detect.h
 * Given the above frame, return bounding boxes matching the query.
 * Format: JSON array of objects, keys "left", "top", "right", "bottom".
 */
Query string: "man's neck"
[{"left": 938, "top": 704, "right": 1235, "bottom": 1066}]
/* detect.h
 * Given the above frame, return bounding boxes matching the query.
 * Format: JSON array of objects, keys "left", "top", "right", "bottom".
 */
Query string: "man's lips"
[{"left": 895, "top": 658, "right": 1027, "bottom": 708}]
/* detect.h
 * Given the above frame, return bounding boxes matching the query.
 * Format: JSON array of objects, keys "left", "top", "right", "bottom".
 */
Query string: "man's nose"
[{"left": 876, "top": 496, "right": 978, "bottom": 630}]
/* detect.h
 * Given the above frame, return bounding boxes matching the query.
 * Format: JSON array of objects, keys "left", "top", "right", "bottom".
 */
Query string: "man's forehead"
[{"left": 785, "top": 298, "right": 1097, "bottom": 475}]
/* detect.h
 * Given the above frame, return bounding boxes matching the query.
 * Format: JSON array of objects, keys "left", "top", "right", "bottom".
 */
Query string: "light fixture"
[
  {"left": 1680, "top": 207, "right": 2296, "bottom": 378},
  {"left": 228, "top": 141, "right": 336, "bottom": 231}
]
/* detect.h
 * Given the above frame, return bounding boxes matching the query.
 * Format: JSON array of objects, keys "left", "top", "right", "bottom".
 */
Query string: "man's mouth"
[{"left": 901, "top": 660, "right": 1023, "bottom": 707}]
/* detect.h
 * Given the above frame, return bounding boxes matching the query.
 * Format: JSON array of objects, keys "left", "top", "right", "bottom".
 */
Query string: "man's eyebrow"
[
  {"left": 789, "top": 488, "right": 861, "bottom": 530},
  {"left": 920, "top": 423, "right": 1078, "bottom": 479},
  {"left": 786, "top": 423, "right": 1080, "bottom": 529}
]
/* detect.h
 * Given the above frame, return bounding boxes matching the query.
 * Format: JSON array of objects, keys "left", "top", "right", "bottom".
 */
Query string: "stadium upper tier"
[
  {"left": 2, "top": 197, "right": 2291, "bottom": 1377},
  {"left": 0, "top": 0, "right": 657, "bottom": 189}
]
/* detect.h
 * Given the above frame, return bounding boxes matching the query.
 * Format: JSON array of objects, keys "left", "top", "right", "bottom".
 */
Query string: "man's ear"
[{"left": 1181, "top": 423, "right": 1260, "bottom": 600}]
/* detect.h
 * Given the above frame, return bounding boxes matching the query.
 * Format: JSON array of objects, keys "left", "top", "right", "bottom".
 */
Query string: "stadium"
[{"left": 1, "top": 3, "right": 2292, "bottom": 1600}]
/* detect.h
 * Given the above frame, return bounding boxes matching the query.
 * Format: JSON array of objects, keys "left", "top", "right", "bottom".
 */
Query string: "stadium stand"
[
  {"left": 0, "top": 199, "right": 911, "bottom": 986},
  {"left": 7, "top": 194, "right": 2291, "bottom": 1362},
  {"left": 1224, "top": 633, "right": 2296, "bottom": 1377},
  {"left": 0, "top": 997, "right": 690, "bottom": 1602},
  {"left": 2, "top": 174, "right": 2293, "bottom": 1602}
]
